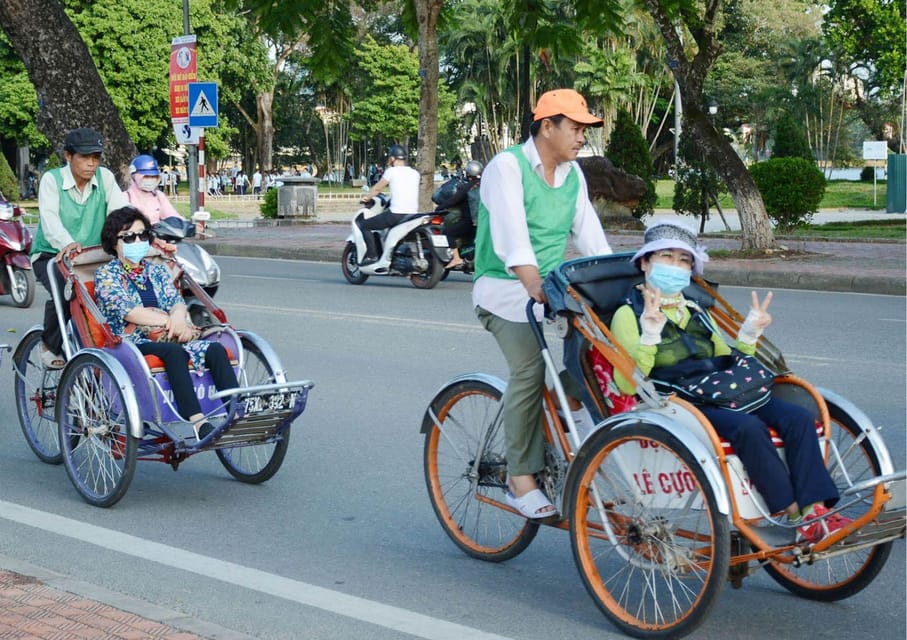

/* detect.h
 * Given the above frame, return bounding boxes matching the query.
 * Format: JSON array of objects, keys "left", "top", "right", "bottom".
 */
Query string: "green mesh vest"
[
  {"left": 32, "top": 168, "right": 108, "bottom": 256},
  {"left": 627, "top": 287, "right": 716, "bottom": 367},
  {"left": 474, "top": 145, "right": 579, "bottom": 280}
]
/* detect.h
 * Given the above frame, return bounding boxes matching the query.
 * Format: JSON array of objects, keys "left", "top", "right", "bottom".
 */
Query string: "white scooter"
[
  {"left": 341, "top": 194, "right": 449, "bottom": 289},
  {"left": 151, "top": 216, "right": 221, "bottom": 326}
]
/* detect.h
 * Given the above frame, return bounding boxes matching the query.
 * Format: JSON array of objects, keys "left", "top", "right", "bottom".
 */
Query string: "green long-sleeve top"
[{"left": 611, "top": 296, "right": 756, "bottom": 396}]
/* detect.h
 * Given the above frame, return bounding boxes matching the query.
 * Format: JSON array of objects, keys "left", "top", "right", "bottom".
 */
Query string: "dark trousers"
[
  {"left": 139, "top": 341, "right": 238, "bottom": 420},
  {"left": 33, "top": 253, "right": 67, "bottom": 355},
  {"left": 699, "top": 397, "right": 839, "bottom": 513},
  {"left": 357, "top": 211, "right": 404, "bottom": 259},
  {"left": 444, "top": 215, "right": 475, "bottom": 249}
]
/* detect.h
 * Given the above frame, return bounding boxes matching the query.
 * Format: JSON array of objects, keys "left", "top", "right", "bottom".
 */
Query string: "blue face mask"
[
  {"left": 122, "top": 240, "right": 150, "bottom": 264},
  {"left": 647, "top": 262, "right": 691, "bottom": 295}
]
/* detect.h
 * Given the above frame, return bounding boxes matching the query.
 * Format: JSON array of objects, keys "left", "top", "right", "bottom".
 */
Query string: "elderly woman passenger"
[
  {"left": 611, "top": 219, "right": 849, "bottom": 543},
  {"left": 94, "top": 206, "right": 237, "bottom": 440}
]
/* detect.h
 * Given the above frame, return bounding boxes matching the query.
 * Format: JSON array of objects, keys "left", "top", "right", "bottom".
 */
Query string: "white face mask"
[{"left": 139, "top": 177, "right": 160, "bottom": 192}]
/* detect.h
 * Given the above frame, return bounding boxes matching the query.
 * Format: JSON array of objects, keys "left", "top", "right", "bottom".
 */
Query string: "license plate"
[
  {"left": 244, "top": 392, "right": 297, "bottom": 413},
  {"left": 431, "top": 234, "right": 449, "bottom": 248}
]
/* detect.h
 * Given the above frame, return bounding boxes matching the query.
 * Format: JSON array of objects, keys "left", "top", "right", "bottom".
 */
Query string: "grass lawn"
[{"left": 655, "top": 179, "right": 889, "bottom": 210}]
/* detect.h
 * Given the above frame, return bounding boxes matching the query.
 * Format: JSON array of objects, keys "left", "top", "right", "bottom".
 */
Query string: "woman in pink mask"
[{"left": 124, "top": 154, "right": 181, "bottom": 224}]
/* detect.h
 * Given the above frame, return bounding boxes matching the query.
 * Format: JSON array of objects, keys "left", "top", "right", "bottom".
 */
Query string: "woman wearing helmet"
[{"left": 124, "top": 154, "right": 182, "bottom": 224}]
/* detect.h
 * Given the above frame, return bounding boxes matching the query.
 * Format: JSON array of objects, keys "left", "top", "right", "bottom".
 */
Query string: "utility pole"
[{"left": 183, "top": 0, "right": 199, "bottom": 217}]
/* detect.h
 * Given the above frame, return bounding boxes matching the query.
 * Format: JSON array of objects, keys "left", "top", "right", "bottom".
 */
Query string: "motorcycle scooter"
[
  {"left": 0, "top": 192, "right": 35, "bottom": 307},
  {"left": 151, "top": 216, "right": 221, "bottom": 325},
  {"left": 341, "top": 194, "right": 448, "bottom": 289}
]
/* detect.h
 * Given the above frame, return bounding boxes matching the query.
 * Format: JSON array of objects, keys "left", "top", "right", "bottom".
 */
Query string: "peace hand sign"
[
  {"left": 639, "top": 285, "right": 667, "bottom": 344},
  {"left": 747, "top": 290, "right": 773, "bottom": 331}
]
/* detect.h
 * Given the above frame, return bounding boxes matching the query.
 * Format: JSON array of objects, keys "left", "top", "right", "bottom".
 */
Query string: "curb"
[{"left": 198, "top": 242, "right": 906, "bottom": 296}]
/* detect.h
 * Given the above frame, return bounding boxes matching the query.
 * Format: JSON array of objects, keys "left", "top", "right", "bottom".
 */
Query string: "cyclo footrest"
[{"left": 203, "top": 380, "right": 314, "bottom": 448}]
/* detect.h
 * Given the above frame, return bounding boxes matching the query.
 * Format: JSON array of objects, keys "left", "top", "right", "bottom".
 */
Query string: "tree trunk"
[
  {"left": 645, "top": 0, "right": 776, "bottom": 251},
  {"left": 415, "top": 0, "right": 443, "bottom": 211},
  {"left": 257, "top": 91, "right": 274, "bottom": 171},
  {"left": 0, "top": 0, "right": 136, "bottom": 183}
]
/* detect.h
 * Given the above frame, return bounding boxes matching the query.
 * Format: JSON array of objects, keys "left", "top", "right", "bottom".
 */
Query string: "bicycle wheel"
[
  {"left": 216, "top": 337, "right": 290, "bottom": 483},
  {"left": 566, "top": 423, "right": 730, "bottom": 639},
  {"left": 422, "top": 379, "right": 539, "bottom": 562},
  {"left": 761, "top": 402, "right": 892, "bottom": 601},
  {"left": 58, "top": 352, "right": 138, "bottom": 508},
  {"left": 13, "top": 328, "right": 63, "bottom": 464}
]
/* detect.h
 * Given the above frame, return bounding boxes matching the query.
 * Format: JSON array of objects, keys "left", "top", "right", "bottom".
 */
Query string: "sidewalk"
[
  {"left": 197, "top": 208, "right": 906, "bottom": 295},
  {"left": 0, "top": 555, "right": 252, "bottom": 640}
]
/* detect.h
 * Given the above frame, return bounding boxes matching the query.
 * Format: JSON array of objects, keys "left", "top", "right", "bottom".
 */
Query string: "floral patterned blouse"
[{"left": 94, "top": 258, "right": 210, "bottom": 369}]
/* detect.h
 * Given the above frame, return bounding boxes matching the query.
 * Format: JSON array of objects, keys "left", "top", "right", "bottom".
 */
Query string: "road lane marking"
[
  {"left": 0, "top": 500, "right": 515, "bottom": 640},
  {"left": 223, "top": 302, "right": 485, "bottom": 332}
]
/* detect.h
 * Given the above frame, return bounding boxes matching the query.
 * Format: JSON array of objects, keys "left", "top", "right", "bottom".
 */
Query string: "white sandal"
[
  {"left": 504, "top": 489, "right": 558, "bottom": 519},
  {"left": 40, "top": 348, "right": 65, "bottom": 369}
]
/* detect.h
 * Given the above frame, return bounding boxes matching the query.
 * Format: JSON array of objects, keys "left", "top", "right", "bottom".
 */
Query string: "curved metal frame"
[{"left": 56, "top": 347, "right": 143, "bottom": 439}]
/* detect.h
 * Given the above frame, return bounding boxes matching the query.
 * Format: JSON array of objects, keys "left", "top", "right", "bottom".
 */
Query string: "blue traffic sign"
[{"left": 188, "top": 82, "right": 218, "bottom": 128}]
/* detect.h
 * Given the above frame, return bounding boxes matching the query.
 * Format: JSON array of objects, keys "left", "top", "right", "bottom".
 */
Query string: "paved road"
[{"left": 0, "top": 258, "right": 903, "bottom": 639}]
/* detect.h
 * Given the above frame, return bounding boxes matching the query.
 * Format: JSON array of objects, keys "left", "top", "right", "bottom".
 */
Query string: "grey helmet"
[
  {"left": 465, "top": 160, "right": 483, "bottom": 179},
  {"left": 388, "top": 144, "right": 407, "bottom": 160}
]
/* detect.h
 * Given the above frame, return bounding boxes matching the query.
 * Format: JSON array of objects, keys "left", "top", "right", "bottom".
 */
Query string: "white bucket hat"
[{"left": 631, "top": 218, "right": 709, "bottom": 275}]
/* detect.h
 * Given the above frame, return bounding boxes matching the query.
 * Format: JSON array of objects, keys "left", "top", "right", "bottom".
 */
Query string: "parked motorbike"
[
  {"left": 151, "top": 216, "right": 221, "bottom": 325},
  {"left": 342, "top": 194, "right": 448, "bottom": 289},
  {"left": 0, "top": 191, "right": 35, "bottom": 307}
]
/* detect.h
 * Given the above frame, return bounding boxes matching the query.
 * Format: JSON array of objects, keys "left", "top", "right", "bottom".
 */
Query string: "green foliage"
[
  {"left": 63, "top": 0, "right": 253, "bottom": 153},
  {"left": 605, "top": 108, "right": 656, "bottom": 218},
  {"left": 349, "top": 34, "right": 456, "bottom": 145},
  {"left": 0, "top": 151, "right": 17, "bottom": 198},
  {"left": 671, "top": 131, "right": 727, "bottom": 223},
  {"left": 749, "top": 157, "right": 826, "bottom": 230},
  {"left": 859, "top": 167, "right": 874, "bottom": 182},
  {"left": 260, "top": 185, "right": 278, "bottom": 219},
  {"left": 45, "top": 153, "right": 61, "bottom": 170},
  {"left": 823, "top": 0, "right": 906, "bottom": 99},
  {"left": 771, "top": 111, "right": 812, "bottom": 161}
]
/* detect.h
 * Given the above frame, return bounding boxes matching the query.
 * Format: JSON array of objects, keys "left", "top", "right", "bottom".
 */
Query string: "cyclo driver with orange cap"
[{"left": 472, "top": 89, "right": 612, "bottom": 519}]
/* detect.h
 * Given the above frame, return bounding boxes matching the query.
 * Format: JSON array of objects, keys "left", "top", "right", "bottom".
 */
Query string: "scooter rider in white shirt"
[{"left": 357, "top": 144, "right": 420, "bottom": 266}]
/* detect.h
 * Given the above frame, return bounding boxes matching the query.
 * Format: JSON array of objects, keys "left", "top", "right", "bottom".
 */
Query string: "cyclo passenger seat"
[{"left": 542, "top": 253, "right": 811, "bottom": 454}]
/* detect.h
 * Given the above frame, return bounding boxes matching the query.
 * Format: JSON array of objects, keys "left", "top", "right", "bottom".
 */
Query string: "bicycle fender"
[
  {"left": 235, "top": 330, "right": 289, "bottom": 384},
  {"left": 573, "top": 411, "right": 731, "bottom": 516},
  {"left": 420, "top": 372, "right": 506, "bottom": 434},
  {"left": 59, "top": 348, "right": 144, "bottom": 439},
  {"left": 817, "top": 387, "right": 895, "bottom": 477}
]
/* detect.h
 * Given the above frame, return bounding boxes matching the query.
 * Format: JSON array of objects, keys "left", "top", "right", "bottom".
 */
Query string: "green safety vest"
[
  {"left": 474, "top": 145, "right": 579, "bottom": 280},
  {"left": 32, "top": 168, "right": 108, "bottom": 256}
]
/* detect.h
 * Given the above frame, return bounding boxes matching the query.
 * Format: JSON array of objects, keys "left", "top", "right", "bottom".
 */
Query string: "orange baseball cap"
[{"left": 533, "top": 89, "right": 603, "bottom": 126}]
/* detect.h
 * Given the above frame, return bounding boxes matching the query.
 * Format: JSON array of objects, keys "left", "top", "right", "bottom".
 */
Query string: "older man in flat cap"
[
  {"left": 472, "top": 89, "right": 612, "bottom": 519},
  {"left": 33, "top": 127, "right": 128, "bottom": 368}
]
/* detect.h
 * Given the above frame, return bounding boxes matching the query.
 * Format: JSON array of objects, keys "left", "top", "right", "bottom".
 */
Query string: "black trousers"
[
  {"left": 444, "top": 214, "right": 475, "bottom": 249},
  {"left": 356, "top": 211, "right": 405, "bottom": 259},
  {"left": 33, "top": 253, "right": 67, "bottom": 355},
  {"left": 139, "top": 341, "right": 238, "bottom": 420}
]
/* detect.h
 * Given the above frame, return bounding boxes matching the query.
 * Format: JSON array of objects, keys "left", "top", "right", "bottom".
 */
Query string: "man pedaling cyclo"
[{"left": 356, "top": 144, "right": 420, "bottom": 266}]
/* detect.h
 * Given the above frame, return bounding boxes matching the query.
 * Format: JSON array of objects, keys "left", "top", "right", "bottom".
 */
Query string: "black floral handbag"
[{"left": 650, "top": 351, "right": 775, "bottom": 413}]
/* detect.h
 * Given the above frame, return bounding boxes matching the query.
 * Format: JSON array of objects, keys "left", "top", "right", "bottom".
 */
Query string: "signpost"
[
  {"left": 188, "top": 82, "right": 218, "bottom": 128},
  {"left": 863, "top": 141, "right": 888, "bottom": 207}
]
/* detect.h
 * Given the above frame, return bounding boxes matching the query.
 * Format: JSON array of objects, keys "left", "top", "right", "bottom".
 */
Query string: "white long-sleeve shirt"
[{"left": 472, "top": 137, "right": 612, "bottom": 322}]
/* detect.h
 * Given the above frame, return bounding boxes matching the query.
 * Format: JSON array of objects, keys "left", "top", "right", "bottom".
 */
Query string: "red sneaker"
[{"left": 797, "top": 504, "right": 853, "bottom": 543}]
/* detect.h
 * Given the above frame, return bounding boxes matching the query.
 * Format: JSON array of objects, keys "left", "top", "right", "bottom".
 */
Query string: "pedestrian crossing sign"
[{"left": 188, "top": 82, "right": 218, "bottom": 128}]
